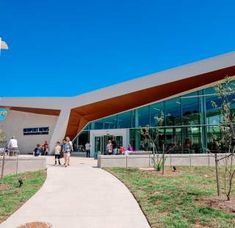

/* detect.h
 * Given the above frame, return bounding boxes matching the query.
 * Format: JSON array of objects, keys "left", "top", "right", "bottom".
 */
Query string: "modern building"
[{"left": 1, "top": 52, "right": 235, "bottom": 156}]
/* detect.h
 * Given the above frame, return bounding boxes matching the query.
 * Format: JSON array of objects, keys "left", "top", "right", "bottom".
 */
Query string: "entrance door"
[
  {"left": 90, "top": 129, "right": 128, "bottom": 157},
  {"left": 94, "top": 136, "right": 102, "bottom": 155},
  {"left": 94, "top": 135, "right": 123, "bottom": 155}
]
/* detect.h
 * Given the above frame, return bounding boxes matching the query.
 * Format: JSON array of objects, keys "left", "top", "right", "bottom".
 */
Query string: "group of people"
[
  {"left": 33, "top": 141, "right": 49, "bottom": 156},
  {"left": 33, "top": 137, "right": 73, "bottom": 167},
  {"left": 105, "top": 139, "right": 133, "bottom": 155},
  {"left": 54, "top": 137, "right": 73, "bottom": 167}
]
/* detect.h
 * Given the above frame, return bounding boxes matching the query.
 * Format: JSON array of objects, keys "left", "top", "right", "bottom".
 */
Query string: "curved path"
[{"left": 1, "top": 157, "right": 150, "bottom": 228}]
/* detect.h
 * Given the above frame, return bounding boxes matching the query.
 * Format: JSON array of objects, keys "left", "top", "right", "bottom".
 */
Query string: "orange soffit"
[{"left": 65, "top": 65, "right": 235, "bottom": 139}]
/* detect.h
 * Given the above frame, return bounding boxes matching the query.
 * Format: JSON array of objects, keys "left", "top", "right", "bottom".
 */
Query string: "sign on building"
[{"left": 0, "top": 108, "right": 8, "bottom": 121}]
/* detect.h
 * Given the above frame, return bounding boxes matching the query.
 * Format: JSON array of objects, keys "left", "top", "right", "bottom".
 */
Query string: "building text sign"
[{"left": 0, "top": 108, "right": 7, "bottom": 121}]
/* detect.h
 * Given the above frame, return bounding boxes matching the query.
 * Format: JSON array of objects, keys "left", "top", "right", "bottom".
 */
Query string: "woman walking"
[{"left": 63, "top": 137, "right": 73, "bottom": 167}]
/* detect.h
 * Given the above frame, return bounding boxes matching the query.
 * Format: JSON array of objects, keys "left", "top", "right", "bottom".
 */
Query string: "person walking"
[
  {"left": 85, "top": 142, "right": 90, "bottom": 157},
  {"left": 54, "top": 141, "right": 61, "bottom": 165},
  {"left": 7, "top": 136, "right": 18, "bottom": 156},
  {"left": 43, "top": 140, "right": 49, "bottom": 155},
  {"left": 61, "top": 139, "right": 66, "bottom": 164},
  {"left": 64, "top": 137, "right": 73, "bottom": 167},
  {"left": 65, "top": 137, "right": 73, "bottom": 153},
  {"left": 111, "top": 138, "right": 118, "bottom": 155},
  {"left": 106, "top": 140, "right": 113, "bottom": 155}
]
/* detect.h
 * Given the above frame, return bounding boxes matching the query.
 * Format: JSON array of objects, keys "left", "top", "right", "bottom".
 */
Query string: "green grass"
[
  {"left": 106, "top": 167, "right": 235, "bottom": 228},
  {"left": 0, "top": 170, "right": 47, "bottom": 223}
]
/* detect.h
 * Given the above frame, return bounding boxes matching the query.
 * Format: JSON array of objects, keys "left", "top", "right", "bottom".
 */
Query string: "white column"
[{"left": 49, "top": 108, "right": 71, "bottom": 154}]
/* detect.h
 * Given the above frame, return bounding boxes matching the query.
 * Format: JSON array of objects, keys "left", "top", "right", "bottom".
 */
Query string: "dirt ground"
[
  {"left": 0, "top": 183, "right": 10, "bottom": 191},
  {"left": 195, "top": 197, "right": 235, "bottom": 214},
  {"left": 18, "top": 221, "right": 52, "bottom": 228}
]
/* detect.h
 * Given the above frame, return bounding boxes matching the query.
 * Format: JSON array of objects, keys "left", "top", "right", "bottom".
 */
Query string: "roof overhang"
[
  {"left": 65, "top": 64, "right": 235, "bottom": 138},
  {"left": 1, "top": 51, "right": 235, "bottom": 139}
]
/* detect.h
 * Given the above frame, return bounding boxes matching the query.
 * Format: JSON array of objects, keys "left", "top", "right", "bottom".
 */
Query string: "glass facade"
[{"left": 74, "top": 85, "right": 235, "bottom": 155}]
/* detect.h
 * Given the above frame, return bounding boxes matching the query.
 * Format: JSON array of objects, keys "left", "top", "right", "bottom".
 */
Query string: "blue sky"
[{"left": 1, "top": 0, "right": 235, "bottom": 96}]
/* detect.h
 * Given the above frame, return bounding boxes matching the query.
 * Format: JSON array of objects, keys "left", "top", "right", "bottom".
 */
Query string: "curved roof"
[{"left": 1, "top": 51, "right": 235, "bottom": 139}]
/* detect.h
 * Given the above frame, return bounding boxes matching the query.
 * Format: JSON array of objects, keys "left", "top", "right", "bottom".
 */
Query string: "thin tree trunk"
[
  {"left": 0, "top": 151, "right": 6, "bottom": 183},
  {"left": 226, "top": 165, "right": 235, "bottom": 201},
  {"left": 215, "top": 153, "right": 220, "bottom": 197},
  {"left": 226, "top": 170, "right": 235, "bottom": 201},
  {"left": 162, "top": 144, "right": 165, "bottom": 175}
]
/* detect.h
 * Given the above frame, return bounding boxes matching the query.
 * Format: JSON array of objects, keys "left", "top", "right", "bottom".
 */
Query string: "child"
[
  {"left": 34, "top": 144, "right": 42, "bottom": 156},
  {"left": 54, "top": 141, "right": 61, "bottom": 165}
]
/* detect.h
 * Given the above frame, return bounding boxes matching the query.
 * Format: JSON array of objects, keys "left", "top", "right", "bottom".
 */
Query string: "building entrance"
[
  {"left": 90, "top": 129, "right": 129, "bottom": 157},
  {"left": 94, "top": 135, "right": 123, "bottom": 155}
]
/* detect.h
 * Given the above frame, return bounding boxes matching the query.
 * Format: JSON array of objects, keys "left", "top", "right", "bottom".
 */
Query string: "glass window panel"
[
  {"left": 129, "top": 128, "right": 141, "bottom": 150},
  {"left": 181, "top": 92, "right": 200, "bottom": 125},
  {"left": 76, "top": 131, "right": 90, "bottom": 152},
  {"left": 165, "top": 98, "right": 181, "bottom": 126},
  {"left": 175, "top": 128, "right": 183, "bottom": 153},
  {"left": 137, "top": 106, "right": 150, "bottom": 127},
  {"left": 91, "top": 115, "right": 118, "bottom": 129},
  {"left": 207, "top": 126, "right": 221, "bottom": 151},
  {"left": 150, "top": 102, "right": 164, "bottom": 127},
  {"left": 101, "top": 115, "right": 117, "bottom": 129},
  {"left": 182, "top": 126, "right": 201, "bottom": 153},
  {"left": 163, "top": 127, "right": 182, "bottom": 153},
  {"left": 117, "top": 110, "right": 133, "bottom": 128},
  {"left": 205, "top": 87, "right": 222, "bottom": 125},
  {"left": 164, "top": 128, "right": 174, "bottom": 148},
  {"left": 148, "top": 127, "right": 165, "bottom": 153},
  {"left": 94, "top": 121, "right": 104, "bottom": 129}
]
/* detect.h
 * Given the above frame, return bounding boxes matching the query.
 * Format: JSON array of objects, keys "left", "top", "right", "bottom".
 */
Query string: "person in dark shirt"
[
  {"left": 34, "top": 144, "right": 42, "bottom": 156},
  {"left": 43, "top": 141, "right": 49, "bottom": 155},
  {"left": 111, "top": 138, "right": 117, "bottom": 155}
]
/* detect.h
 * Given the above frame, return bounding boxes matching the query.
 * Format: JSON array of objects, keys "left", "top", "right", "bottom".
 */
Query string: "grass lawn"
[
  {"left": 106, "top": 167, "right": 235, "bottom": 228},
  {"left": 0, "top": 170, "right": 47, "bottom": 223}
]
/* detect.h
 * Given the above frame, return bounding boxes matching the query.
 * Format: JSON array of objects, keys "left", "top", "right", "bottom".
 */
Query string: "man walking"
[{"left": 85, "top": 142, "right": 90, "bottom": 157}]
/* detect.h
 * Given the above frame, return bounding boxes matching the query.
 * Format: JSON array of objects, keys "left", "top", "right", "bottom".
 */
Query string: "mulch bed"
[
  {"left": 140, "top": 167, "right": 181, "bottom": 176},
  {"left": 0, "top": 183, "right": 10, "bottom": 191},
  {"left": 18, "top": 221, "right": 52, "bottom": 228},
  {"left": 195, "top": 197, "right": 235, "bottom": 214}
]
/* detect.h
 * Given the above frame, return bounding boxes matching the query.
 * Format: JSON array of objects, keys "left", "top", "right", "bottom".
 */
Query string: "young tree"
[
  {"left": 0, "top": 129, "right": 7, "bottom": 182},
  {"left": 0, "top": 129, "right": 6, "bottom": 147},
  {"left": 211, "top": 77, "right": 235, "bottom": 201},
  {"left": 140, "top": 111, "right": 165, "bottom": 172}
]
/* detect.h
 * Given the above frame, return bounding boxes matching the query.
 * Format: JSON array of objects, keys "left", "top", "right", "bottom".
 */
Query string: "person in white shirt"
[
  {"left": 85, "top": 142, "right": 90, "bottom": 157},
  {"left": 7, "top": 136, "right": 18, "bottom": 156},
  {"left": 54, "top": 141, "right": 61, "bottom": 165},
  {"left": 106, "top": 140, "right": 113, "bottom": 155}
]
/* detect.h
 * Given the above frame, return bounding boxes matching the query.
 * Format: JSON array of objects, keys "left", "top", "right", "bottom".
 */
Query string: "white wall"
[
  {"left": 0, "top": 110, "right": 58, "bottom": 153},
  {"left": 49, "top": 108, "right": 71, "bottom": 154}
]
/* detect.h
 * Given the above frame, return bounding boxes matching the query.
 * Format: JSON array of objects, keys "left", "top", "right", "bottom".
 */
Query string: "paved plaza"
[{"left": 1, "top": 156, "right": 150, "bottom": 228}]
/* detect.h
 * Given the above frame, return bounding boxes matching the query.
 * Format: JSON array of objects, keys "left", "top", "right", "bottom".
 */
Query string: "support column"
[{"left": 49, "top": 108, "right": 71, "bottom": 154}]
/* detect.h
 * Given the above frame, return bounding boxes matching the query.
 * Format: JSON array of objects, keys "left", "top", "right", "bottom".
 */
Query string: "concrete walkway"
[{"left": 1, "top": 157, "right": 150, "bottom": 228}]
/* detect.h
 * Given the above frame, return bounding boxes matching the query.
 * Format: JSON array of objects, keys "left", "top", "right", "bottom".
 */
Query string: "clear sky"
[{"left": 1, "top": 0, "right": 235, "bottom": 96}]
